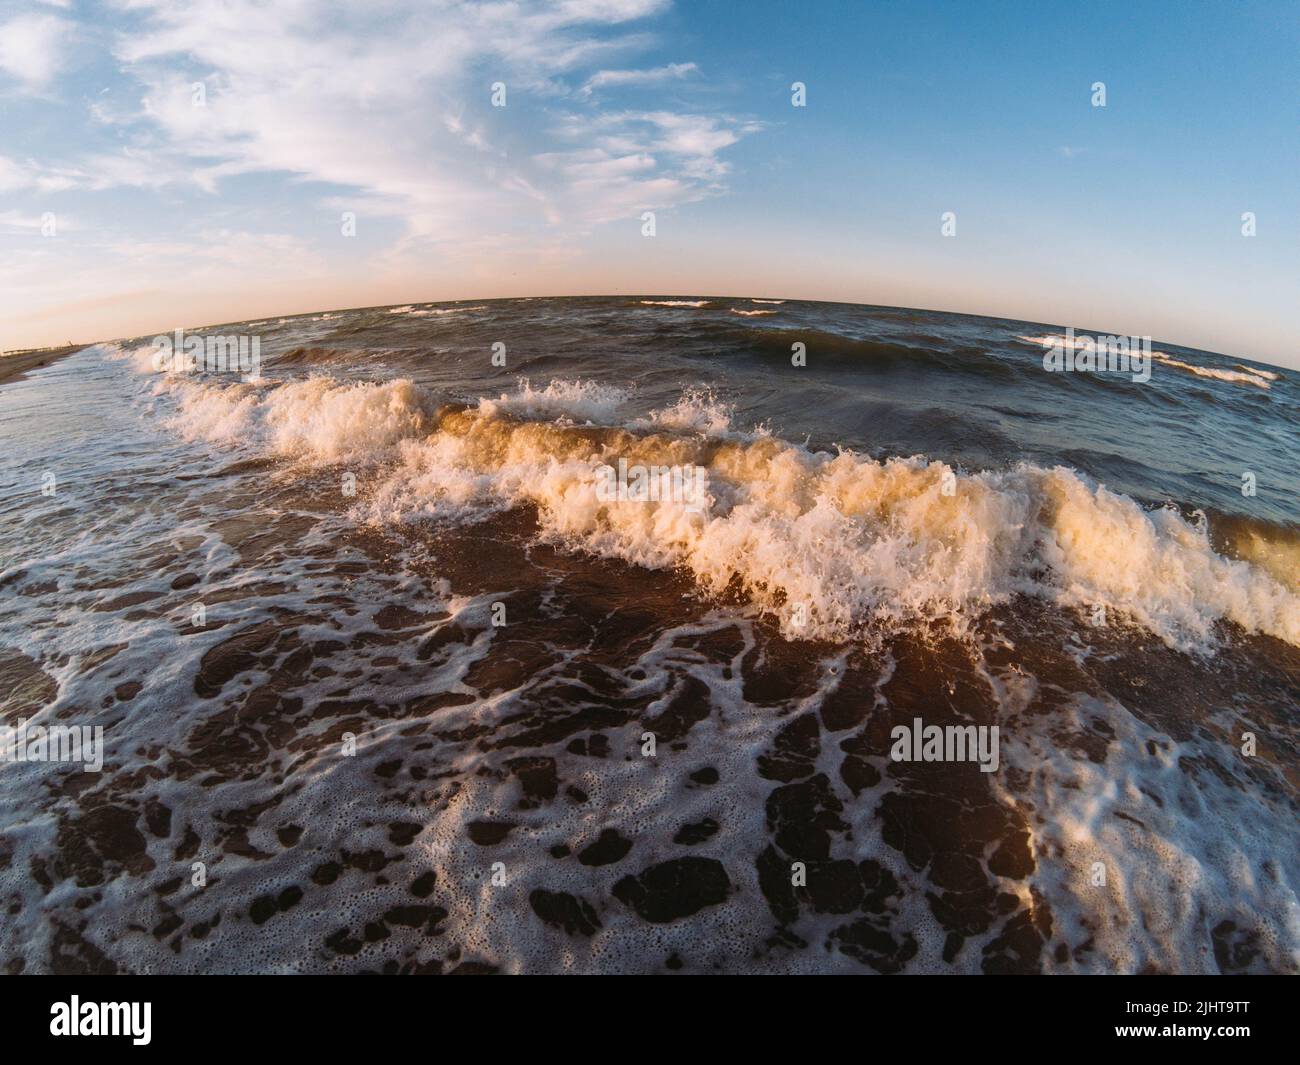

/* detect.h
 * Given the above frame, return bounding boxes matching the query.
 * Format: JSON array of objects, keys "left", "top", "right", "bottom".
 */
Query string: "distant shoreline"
[{"left": 0, "top": 345, "right": 84, "bottom": 386}]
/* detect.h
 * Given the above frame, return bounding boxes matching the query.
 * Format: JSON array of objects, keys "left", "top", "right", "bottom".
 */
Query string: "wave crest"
[{"left": 155, "top": 375, "right": 1300, "bottom": 653}]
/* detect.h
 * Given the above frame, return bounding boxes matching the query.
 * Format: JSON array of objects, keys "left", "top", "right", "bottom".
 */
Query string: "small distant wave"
[
  {"left": 750, "top": 299, "right": 785, "bottom": 304},
  {"left": 1153, "top": 352, "right": 1271, "bottom": 389},
  {"left": 731, "top": 308, "right": 776, "bottom": 317},
  {"left": 1017, "top": 333, "right": 1273, "bottom": 389},
  {"left": 1016, "top": 333, "right": 1094, "bottom": 351},
  {"left": 410, "top": 304, "right": 488, "bottom": 315},
  {"left": 640, "top": 299, "right": 710, "bottom": 308},
  {"left": 1235, "top": 364, "right": 1280, "bottom": 381},
  {"left": 387, "top": 304, "right": 488, "bottom": 315}
]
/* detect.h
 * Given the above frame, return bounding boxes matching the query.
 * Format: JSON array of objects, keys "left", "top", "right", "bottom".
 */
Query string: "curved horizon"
[
  {"left": 39, "top": 292, "right": 1290, "bottom": 376},
  {"left": 0, "top": 1, "right": 1295, "bottom": 369}
]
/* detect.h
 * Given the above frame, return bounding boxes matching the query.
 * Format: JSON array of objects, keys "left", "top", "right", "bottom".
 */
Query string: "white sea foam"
[
  {"left": 475, "top": 377, "right": 629, "bottom": 424},
  {"left": 632, "top": 388, "right": 737, "bottom": 438},
  {"left": 995, "top": 688, "right": 1300, "bottom": 974},
  {"left": 163, "top": 375, "right": 436, "bottom": 462},
  {"left": 640, "top": 299, "right": 709, "bottom": 308},
  {"left": 98, "top": 339, "right": 166, "bottom": 375}
]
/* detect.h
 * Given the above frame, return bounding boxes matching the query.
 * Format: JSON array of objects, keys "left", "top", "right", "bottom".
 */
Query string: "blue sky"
[{"left": 1, "top": 0, "right": 1296, "bottom": 367}]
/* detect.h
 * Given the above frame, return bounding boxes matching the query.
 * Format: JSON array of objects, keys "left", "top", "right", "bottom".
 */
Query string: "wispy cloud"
[
  {"left": 536, "top": 108, "right": 761, "bottom": 223},
  {"left": 0, "top": 209, "right": 66, "bottom": 233},
  {"left": 81, "top": 0, "right": 755, "bottom": 242},
  {"left": 579, "top": 61, "right": 699, "bottom": 97},
  {"left": 0, "top": 154, "right": 84, "bottom": 193}
]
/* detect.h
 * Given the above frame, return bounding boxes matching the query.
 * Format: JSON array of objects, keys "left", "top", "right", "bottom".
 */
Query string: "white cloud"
[
  {"left": 0, "top": 156, "right": 30, "bottom": 192},
  {"left": 0, "top": 153, "right": 84, "bottom": 192},
  {"left": 580, "top": 61, "right": 698, "bottom": 96},
  {"left": 0, "top": 209, "right": 63, "bottom": 232},
  {"left": 0, "top": 14, "right": 71, "bottom": 91},
  {"left": 542, "top": 109, "right": 762, "bottom": 213}
]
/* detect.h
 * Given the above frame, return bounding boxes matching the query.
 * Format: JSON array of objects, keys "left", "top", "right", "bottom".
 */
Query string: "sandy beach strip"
[{"left": 0, "top": 345, "right": 85, "bottom": 386}]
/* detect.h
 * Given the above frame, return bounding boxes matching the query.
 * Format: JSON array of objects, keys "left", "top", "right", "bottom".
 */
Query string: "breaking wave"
[{"left": 156, "top": 372, "right": 1300, "bottom": 653}]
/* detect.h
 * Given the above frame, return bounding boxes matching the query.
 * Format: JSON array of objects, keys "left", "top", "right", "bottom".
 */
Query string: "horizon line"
[{"left": 5, "top": 293, "right": 1287, "bottom": 374}]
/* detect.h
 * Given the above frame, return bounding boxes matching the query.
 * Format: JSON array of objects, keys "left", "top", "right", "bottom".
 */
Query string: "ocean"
[{"left": 1, "top": 295, "right": 1296, "bottom": 973}]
